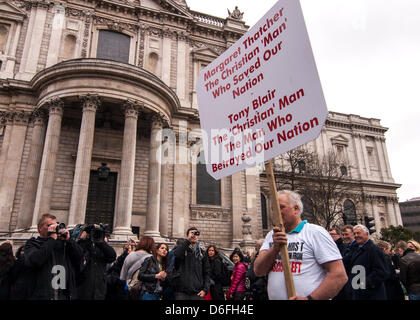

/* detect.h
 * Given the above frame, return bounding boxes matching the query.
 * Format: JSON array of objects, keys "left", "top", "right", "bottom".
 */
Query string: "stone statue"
[{"left": 228, "top": 6, "right": 244, "bottom": 20}]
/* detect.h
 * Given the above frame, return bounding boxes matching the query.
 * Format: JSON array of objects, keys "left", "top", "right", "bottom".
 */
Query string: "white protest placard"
[{"left": 197, "top": 0, "right": 328, "bottom": 180}]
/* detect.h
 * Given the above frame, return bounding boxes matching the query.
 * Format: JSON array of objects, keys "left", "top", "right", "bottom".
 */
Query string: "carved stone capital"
[
  {"left": 31, "top": 109, "right": 47, "bottom": 127},
  {"left": 13, "top": 110, "right": 31, "bottom": 126},
  {"left": 122, "top": 100, "right": 142, "bottom": 119},
  {"left": 80, "top": 94, "right": 101, "bottom": 113},
  {"left": 0, "top": 111, "right": 14, "bottom": 125},
  {"left": 151, "top": 113, "right": 164, "bottom": 129},
  {"left": 44, "top": 97, "right": 64, "bottom": 116}
]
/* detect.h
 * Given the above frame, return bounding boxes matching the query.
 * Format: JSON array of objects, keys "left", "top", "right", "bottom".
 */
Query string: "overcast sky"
[{"left": 187, "top": 0, "right": 420, "bottom": 202}]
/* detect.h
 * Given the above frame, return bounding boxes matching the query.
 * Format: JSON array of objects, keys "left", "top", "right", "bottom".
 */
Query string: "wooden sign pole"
[{"left": 265, "top": 159, "right": 296, "bottom": 298}]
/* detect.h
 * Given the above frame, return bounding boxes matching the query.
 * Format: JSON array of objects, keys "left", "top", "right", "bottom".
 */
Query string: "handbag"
[{"left": 127, "top": 255, "right": 152, "bottom": 300}]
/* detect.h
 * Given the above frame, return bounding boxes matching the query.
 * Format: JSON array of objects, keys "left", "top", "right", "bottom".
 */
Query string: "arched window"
[
  {"left": 340, "top": 165, "right": 348, "bottom": 176},
  {"left": 343, "top": 199, "right": 357, "bottom": 225},
  {"left": 196, "top": 152, "right": 221, "bottom": 205},
  {"left": 261, "top": 193, "right": 268, "bottom": 230},
  {"left": 97, "top": 30, "right": 130, "bottom": 63}
]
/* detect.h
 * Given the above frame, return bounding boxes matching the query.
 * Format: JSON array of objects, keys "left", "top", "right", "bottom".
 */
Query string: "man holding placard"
[{"left": 254, "top": 190, "right": 348, "bottom": 300}]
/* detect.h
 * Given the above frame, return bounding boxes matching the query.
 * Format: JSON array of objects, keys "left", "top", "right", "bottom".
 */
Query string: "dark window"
[
  {"left": 261, "top": 193, "right": 268, "bottom": 230},
  {"left": 343, "top": 199, "right": 357, "bottom": 225},
  {"left": 340, "top": 165, "right": 348, "bottom": 176},
  {"left": 298, "top": 160, "right": 306, "bottom": 173},
  {"left": 97, "top": 30, "right": 130, "bottom": 63},
  {"left": 196, "top": 152, "right": 221, "bottom": 205}
]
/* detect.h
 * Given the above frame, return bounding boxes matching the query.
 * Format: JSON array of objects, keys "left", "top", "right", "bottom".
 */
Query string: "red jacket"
[{"left": 227, "top": 262, "right": 248, "bottom": 297}]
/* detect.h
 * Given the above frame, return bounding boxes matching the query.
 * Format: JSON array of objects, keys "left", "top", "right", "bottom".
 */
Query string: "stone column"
[
  {"left": 360, "top": 135, "right": 371, "bottom": 178},
  {"left": 16, "top": 110, "right": 47, "bottom": 230},
  {"left": 67, "top": 95, "right": 100, "bottom": 228},
  {"left": 393, "top": 200, "right": 403, "bottom": 226},
  {"left": 231, "top": 171, "right": 244, "bottom": 248},
  {"left": 144, "top": 115, "right": 163, "bottom": 239},
  {"left": 113, "top": 100, "right": 140, "bottom": 239},
  {"left": 30, "top": 98, "right": 64, "bottom": 232},
  {"left": 380, "top": 138, "right": 394, "bottom": 182},
  {"left": 386, "top": 198, "right": 397, "bottom": 226},
  {"left": 352, "top": 133, "right": 366, "bottom": 180},
  {"left": 17, "top": 2, "right": 48, "bottom": 81},
  {"left": 172, "top": 120, "right": 190, "bottom": 238},
  {"left": 159, "top": 136, "right": 172, "bottom": 238},
  {"left": 0, "top": 112, "right": 14, "bottom": 184},
  {"left": 0, "top": 111, "right": 29, "bottom": 232},
  {"left": 176, "top": 33, "right": 187, "bottom": 104}
]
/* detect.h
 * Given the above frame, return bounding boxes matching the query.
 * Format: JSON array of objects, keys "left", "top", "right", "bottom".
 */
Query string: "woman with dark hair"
[
  {"left": 0, "top": 241, "right": 15, "bottom": 300},
  {"left": 138, "top": 243, "right": 169, "bottom": 300},
  {"left": 206, "top": 245, "right": 225, "bottom": 300},
  {"left": 120, "top": 236, "right": 155, "bottom": 300},
  {"left": 226, "top": 248, "right": 248, "bottom": 300},
  {"left": 9, "top": 245, "right": 34, "bottom": 300}
]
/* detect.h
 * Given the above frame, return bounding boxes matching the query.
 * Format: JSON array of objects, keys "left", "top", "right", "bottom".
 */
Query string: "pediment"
[
  {"left": 0, "top": 1, "right": 27, "bottom": 22},
  {"left": 331, "top": 134, "right": 349, "bottom": 145},
  {"left": 142, "top": 0, "right": 193, "bottom": 19},
  {"left": 192, "top": 46, "right": 220, "bottom": 62}
]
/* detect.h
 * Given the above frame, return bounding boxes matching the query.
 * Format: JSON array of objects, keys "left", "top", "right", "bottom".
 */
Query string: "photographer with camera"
[
  {"left": 173, "top": 227, "right": 211, "bottom": 300},
  {"left": 75, "top": 224, "right": 116, "bottom": 300},
  {"left": 24, "top": 213, "right": 84, "bottom": 300}
]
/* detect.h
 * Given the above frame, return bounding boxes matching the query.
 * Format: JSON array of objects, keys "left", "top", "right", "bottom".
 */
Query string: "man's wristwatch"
[{"left": 306, "top": 295, "right": 314, "bottom": 300}]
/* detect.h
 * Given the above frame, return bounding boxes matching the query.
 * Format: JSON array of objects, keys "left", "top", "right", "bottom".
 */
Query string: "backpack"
[{"left": 220, "top": 258, "right": 232, "bottom": 286}]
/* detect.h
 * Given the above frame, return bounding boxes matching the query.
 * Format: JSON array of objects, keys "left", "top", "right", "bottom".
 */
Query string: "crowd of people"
[{"left": 0, "top": 190, "right": 420, "bottom": 301}]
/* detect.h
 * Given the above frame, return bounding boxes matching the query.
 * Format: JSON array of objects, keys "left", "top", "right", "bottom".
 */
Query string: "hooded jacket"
[
  {"left": 76, "top": 239, "right": 116, "bottom": 300},
  {"left": 24, "top": 237, "right": 84, "bottom": 300},
  {"left": 173, "top": 240, "right": 211, "bottom": 295}
]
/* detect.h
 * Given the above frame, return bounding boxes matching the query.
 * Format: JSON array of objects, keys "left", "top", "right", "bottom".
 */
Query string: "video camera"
[
  {"left": 83, "top": 223, "right": 109, "bottom": 243},
  {"left": 47, "top": 222, "right": 67, "bottom": 238}
]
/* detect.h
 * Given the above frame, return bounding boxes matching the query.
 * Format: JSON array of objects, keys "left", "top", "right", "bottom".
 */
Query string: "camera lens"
[{"left": 194, "top": 231, "right": 200, "bottom": 236}]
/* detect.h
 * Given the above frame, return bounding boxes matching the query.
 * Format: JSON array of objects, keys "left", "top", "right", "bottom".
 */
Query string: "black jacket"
[
  {"left": 9, "top": 254, "right": 34, "bottom": 300},
  {"left": 399, "top": 248, "right": 420, "bottom": 294},
  {"left": 334, "top": 240, "right": 358, "bottom": 300},
  {"left": 383, "top": 254, "right": 405, "bottom": 300},
  {"left": 76, "top": 239, "right": 116, "bottom": 300},
  {"left": 343, "top": 239, "right": 390, "bottom": 300},
  {"left": 246, "top": 255, "right": 268, "bottom": 300},
  {"left": 335, "top": 237, "right": 348, "bottom": 256},
  {"left": 105, "top": 249, "right": 130, "bottom": 300},
  {"left": 208, "top": 256, "right": 225, "bottom": 300},
  {"left": 24, "top": 237, "right": 84, "bottom": 300},
  {"left": 138, "top": 256, "right": 166, "bottom": 296},
  {"left": 173, "top": 240, "right": 211, "bottom": 295}
]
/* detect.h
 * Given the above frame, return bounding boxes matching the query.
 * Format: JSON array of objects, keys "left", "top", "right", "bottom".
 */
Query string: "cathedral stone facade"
[{"left": 0, "top": 0, "right": 402, "bottom": 249}]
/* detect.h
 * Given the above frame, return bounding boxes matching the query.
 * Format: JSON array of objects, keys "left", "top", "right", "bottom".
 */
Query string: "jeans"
[
  {"left": 408, "top": 294, "right": 420, "bottom": 300},
  {"left": 175, "top": 292, "right": 203, "bottom": 300},
  {"left": 141, "top": 292, "right": 160, "bottom": 300}
]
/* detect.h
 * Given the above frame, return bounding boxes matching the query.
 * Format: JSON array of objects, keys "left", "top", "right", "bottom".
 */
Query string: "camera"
[
  {"left": 47, "top": 222, "right": 66, "bottom": 238},
  {"left": 193, "top": 231, "right": 200, "bottom": 236},
  {"left": 83, "top": 223, "right": 108, "bottom": 243}
]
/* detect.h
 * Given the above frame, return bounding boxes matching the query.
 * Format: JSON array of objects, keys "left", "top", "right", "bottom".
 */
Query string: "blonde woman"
[{"left": 407, "top": 240, "right": 420, "bottom": 254}]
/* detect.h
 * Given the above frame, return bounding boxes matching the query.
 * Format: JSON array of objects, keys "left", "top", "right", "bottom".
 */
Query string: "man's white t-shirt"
[{"left": 260, "top": 222, "right": 342, "bottom": 300}]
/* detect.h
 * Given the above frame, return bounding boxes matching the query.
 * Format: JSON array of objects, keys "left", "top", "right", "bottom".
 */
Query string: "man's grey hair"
[
  {"left": 353, "top": 224, "right": 369, "bottom": 235},
  {"left": 278, "top": 190, "right": 303, "bottom": 215}
]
